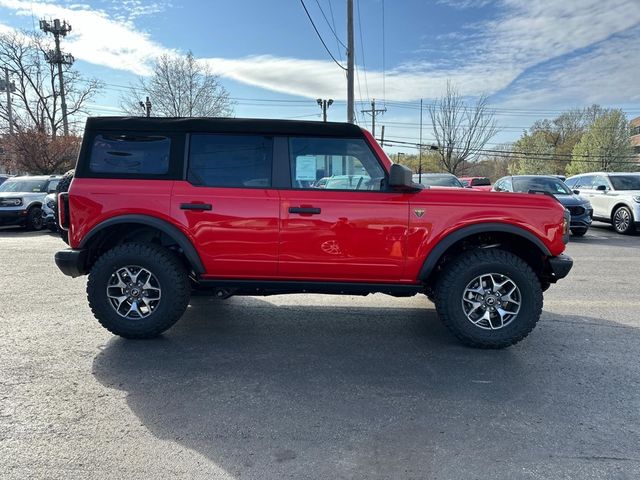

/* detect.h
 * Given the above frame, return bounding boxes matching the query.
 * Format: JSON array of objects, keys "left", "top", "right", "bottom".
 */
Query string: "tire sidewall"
[
  {"left": 613, "top": 206, "right": 634, "bottom": 234},
  {"left": 88, "top": 249, "right": 184, "bottom": 337},
  {"left": 27, "top": 207, "right": 43, "bottom": 231},
  {"left": 441, "top": 257, "right": 541, "bottom": 345}
]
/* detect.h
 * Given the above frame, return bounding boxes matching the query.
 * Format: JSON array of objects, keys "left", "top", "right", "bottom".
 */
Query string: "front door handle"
[
  {"left": 289, "top": 207, "right": 321, "bottom": 215},
  {"left": 180, "top": 203, "right": 212, "bottom": 211}
]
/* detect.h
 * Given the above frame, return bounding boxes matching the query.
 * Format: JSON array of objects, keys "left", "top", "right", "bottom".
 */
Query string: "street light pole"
[
  {"left": 317, "top": 98, "right": 334, "bottom": 122},
  {"left": 346, "top": 0, "right": 355, "bottom": 124}
]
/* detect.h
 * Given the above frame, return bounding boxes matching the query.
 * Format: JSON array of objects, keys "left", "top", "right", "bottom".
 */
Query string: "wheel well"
[
  {"left": 611, "top": 203, "right": 632, "bottom": 221},
  {"left": 82, "top": 223, "right": 195, "bottom": 275},
  {"left": 27, "top": 202, "right": 42, "bottom": 210},
  {"left": 423, "top": 231, "right": 549, "bottom": 290}
]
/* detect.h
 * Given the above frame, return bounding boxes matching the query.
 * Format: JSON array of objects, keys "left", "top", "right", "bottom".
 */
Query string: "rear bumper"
[
  {"left": 548, "top": 253, "right": 573, "bottom": 281},
  {"left": 54, "top": 249, "right": 87, "bottom": 278}
]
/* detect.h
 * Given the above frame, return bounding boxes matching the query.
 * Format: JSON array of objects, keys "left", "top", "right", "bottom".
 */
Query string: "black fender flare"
[
  {"left": 418, "top": 222, "right": 551, "bottom": 281},
  {"left": 80, "top": 214, "right": 205, "bottom": 274}
]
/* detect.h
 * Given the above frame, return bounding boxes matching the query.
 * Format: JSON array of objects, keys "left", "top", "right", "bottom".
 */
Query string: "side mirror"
[
  {"left": 573, "top": 189, "right": 580, "bottom": 195},
  {"left": 389, "top": 164, "right": 418, "bottom": 191},
  {"left": 48, "top": 189, "right": 57, "bottom": 194},
  {"left": 596, "top": 185, "right": 607, "bottom": 192}
]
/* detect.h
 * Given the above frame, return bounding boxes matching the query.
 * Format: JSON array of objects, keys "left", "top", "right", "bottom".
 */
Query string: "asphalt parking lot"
[{"left": 1, "top": 224, "right": 639, "bottom": 480}]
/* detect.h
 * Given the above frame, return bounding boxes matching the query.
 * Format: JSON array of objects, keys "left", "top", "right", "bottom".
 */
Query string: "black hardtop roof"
[{"left": 85, "top": 116, "right": 366, "bottom": 137}]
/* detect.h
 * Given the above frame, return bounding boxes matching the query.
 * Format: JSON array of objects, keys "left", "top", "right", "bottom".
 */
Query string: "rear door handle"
[
  {"left": 180, "top": 203, "right": 212, "bottom": 211},
  {"left": 289, "top": 207, "right": 321, "bottom": 215}
]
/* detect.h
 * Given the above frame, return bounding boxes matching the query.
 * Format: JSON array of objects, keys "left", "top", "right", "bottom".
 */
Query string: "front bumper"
[
  {"left": 54, "top": 249, "right": 88, "bottom": 278},
  {"left": 548, "top": 253, "right": 573, "bottom": 281},
  {"left": 569, "top": 208, "right": 593, "bottom": 230},
  {"left": 0, "top": 209, "right": 28, "bottom": 226}
]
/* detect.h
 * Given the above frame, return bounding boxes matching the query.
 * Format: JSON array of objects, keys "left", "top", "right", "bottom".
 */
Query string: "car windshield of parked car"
[
  {"left": 609, "top": 175, "right": 640, "bottom": 190},
  {"left": 512, "top": 177, "right": 572, "bottom": 195},
  {"left": 0, "top": 179, "right": 46, "bottom": 193},
  {"left": 416, "top": 175, "right": 463, "bottom": 187}
]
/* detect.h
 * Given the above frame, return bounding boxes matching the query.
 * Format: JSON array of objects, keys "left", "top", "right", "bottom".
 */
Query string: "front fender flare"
[{"left": 418, "top": 222, "right": 551, "bottom": 281}]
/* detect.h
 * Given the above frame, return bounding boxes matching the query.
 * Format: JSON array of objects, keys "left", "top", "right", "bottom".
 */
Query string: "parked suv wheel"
[
  {"left": 25, "top": 206, "right": 44, "bottom": 231},
  {"left": 434, "top": 248, "right": 543, "bottom": 349},
  {"left": 612, "top": 206, "right": 635, "bottom": 235},
  {"left": 87, "top": 242, "right": 190, "bottom": 339}
]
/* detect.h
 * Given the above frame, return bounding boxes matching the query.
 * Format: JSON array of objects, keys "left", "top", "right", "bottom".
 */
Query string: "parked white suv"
[
  {"left": 565, "top": 172, "right": 640, "bottom": 234},
  {"left": 0, "top": 175, "right": 61, "bottom": 230}
]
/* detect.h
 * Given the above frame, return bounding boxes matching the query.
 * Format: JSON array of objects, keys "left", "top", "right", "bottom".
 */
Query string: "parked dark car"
[{"left": 493, "top": 175, "right": 592, "bottom": 236}]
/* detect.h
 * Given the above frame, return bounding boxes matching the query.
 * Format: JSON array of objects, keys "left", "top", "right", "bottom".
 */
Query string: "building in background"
[{"left": 631, "top": 117, "right": 640, "bottom": 158}]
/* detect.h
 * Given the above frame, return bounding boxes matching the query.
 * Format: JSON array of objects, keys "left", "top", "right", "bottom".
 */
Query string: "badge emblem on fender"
[{"left": 414, "top": 208, "right": 425, "bottom": 218}]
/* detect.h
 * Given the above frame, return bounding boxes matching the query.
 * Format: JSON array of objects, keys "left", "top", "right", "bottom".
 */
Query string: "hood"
[{"left": 553, "top": 194, "right": 589, "bottom": 207}]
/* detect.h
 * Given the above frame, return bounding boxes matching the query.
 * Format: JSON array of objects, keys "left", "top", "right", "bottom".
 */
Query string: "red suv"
[{"left": 55, "top": 117, "right": 572, "bottom": 348}]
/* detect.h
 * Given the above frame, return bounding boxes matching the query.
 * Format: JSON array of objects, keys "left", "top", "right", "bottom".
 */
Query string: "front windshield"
[
  {"left": 0, "top": 179, "right": 47, "bottom": 193},
  {"left": 512, "top": 177, "right": 572, "bottom": 195},
  {"left": 417, "top": 175, "right": 463, "bottom": 187},
  {"left": 610, "top": 175, "right": 640, "bottom": 190}
]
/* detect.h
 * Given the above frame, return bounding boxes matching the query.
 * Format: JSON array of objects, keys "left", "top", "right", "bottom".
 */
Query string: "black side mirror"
[
  {"left": 596, "top": 185, "right": 607, "bottom": 191},
  {"left": 573, "top": 189, "right": 580, "bottom": 195},
  {"left": 389, "top": 164, "right": 418, "bottom": 191},
  {"left": 48, "top": 189, "right": 57, "bottom": 194}
]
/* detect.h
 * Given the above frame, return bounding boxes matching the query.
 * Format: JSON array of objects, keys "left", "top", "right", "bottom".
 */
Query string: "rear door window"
[
  {"left": 188, "top": 134, "right": 273, "bottom": 188},
  {"left": 90, "top": 134, "right": 170, "bottom": 175}
]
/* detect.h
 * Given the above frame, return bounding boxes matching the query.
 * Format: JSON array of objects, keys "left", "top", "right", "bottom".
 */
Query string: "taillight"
[{"left": 58, "top": 192, "right": 70, "bottom": 230}]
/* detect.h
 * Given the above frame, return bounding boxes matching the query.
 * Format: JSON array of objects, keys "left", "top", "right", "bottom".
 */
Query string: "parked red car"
[
  {"left": 459, "top": 177, "right": 493, "bottom": 191},
  {"left": 55, "top": 117, "right": 572, "bottom": 348}
]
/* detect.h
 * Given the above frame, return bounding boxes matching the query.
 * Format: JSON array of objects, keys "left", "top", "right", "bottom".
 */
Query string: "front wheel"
[
  {"left": 613, "top": 206, "right": 635, "bottom": 235},
  {"left": 571, "top": 228, "right": 588, "bottom": 237},
  {"left": 87, "top": 242, "right": 190, "bottom": 339},
  {"left": 434, "top": 249, "right": 543, "bottom": 349},
  {"left": 25, "top": 206, "right": 44, "bottom": 231}
]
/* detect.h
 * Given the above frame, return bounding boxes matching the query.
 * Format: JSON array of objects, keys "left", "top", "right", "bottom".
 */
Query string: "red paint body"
[{"left": 67, "top": 128, "right": 567, "bottom": 283}]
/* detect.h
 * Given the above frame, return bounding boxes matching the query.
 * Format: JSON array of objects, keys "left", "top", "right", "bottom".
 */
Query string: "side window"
[
  {"left": 576, "top": 175, "right": 594, "bottom": 189},
  {"left": 494, "top": 177, "right": 512, "bottom": 192},
  {"left": 188, "top": 134, "right": 273, "bottom": 188},
  {"left": 593, "top": 175, "right": 609, "bottom": 189},
  {"left": 565, "top": 177, "right": 578, "bottom": 188},
  {"left": 289, "top": 137, "right": 386, "bottom": 191},
  {"left": 90, "top": 134, "right": 170, "bottom": 175}
]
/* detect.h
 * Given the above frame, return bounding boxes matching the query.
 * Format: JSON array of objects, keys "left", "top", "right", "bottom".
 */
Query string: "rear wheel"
[
  {"left": 25, "top": 206, "right": 44, "bottom": 231},
  {"left": 613, "top": 206, "right": 635, "bottom": 235},
  {"left": 87, "top": 242, "right": 190, "bottom": 339},
  {"left": 434, "top": 248, "right": 543, "bottom": 349}
]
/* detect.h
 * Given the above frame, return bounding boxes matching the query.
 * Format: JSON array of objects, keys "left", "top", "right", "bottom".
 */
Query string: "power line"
[
  {"left": 314, "top": 0, "right": 346, "bottom": 49},
  {"left": 355, "top": 0, "right": 370, "bottom": 101},
  {"left": 381, "top": 0, "right": 386, "bottom": 106},
  {"left": 299, "top": 0, "right": 347, "bottom": 71}
]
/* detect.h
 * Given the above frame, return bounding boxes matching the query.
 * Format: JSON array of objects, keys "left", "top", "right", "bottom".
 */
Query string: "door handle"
[
  {"left": 180, "top": 203, "right": 212, "bottom": 211},
  {"left": 289, "top": 207, "right": 321, "bottom": 215}
]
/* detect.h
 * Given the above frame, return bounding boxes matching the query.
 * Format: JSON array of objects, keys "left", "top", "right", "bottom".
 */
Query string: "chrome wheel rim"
[
  {"left": 106, "top": 265, "right": 161, "bottom": 319},
  {"left": 614, "top": 209, "right": 630, "bottom": 232},
  {"left": 462, "top": 273, "right": 521, "bottom": 330}
]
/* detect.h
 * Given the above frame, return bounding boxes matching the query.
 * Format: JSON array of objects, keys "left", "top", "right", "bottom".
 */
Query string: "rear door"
[
  {"left": 278, "top": 136, "right": 409, "bottom": 282},
  {"left": 171, "top": 133, "right": 279, "bottom": 278},
  {"left": 590, "top": 174, "right": 614, "bottom": 218}
]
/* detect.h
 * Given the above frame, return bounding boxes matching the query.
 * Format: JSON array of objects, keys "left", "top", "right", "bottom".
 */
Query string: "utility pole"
[
  {"left": 139, "top": 97, "right": 152, "bottom": 117},
  {"left": 361, "top": 99, "right": 387, "bottom": 137},
  {"left": 419, "top": 98, "right": 423, "bottom": 182},
  {"left": 40, "top": 19, "right": 74, "bottom": 137},
  {"left": 316, "top": 98, "right": 334, "bottom": 122},
  {"left": 1, "top": 67, "right": 15, "bottom": 135},
  {"left": 346, "top": 0, "right": 354, "bottom": 124},
  {"left": 379, "top": 125, "right": 385, "bottom": 146}
]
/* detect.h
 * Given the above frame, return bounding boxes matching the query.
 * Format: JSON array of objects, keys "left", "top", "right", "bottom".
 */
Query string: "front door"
[
  {"left": 171, "top": 133, "right": 279, "bottom": 278},
  {"left": 278, "top": 136, "right": 409, "bottom": 282}
]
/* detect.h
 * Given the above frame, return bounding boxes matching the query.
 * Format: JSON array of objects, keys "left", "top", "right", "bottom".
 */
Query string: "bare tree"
[
  {"left": 0, "top": 30, "right": 101, "bottom": 136},
  {"left": 122, "top": 51, "right": 234, "bottom": 118},
  {"left": 7, "top": 129, "right": 80, "bottom": 174},
  {"left": 428, "top": 81, "right": 499, "bottom": 175}
]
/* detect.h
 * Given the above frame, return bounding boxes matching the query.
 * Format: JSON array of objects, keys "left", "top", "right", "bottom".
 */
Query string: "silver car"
[
  {"left": 0, "top": 175, "right": 61, "bottom": 230},
  {"left": 565, "top": 172, "right": 640, "bottom": 234}
]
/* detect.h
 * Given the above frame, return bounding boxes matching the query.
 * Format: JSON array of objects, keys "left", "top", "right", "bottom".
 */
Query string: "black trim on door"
[
  {"left": 272, "top": 136, "right": 291, "bottom": 189},
  {"left": 180, "top": 203, "right": 212, "bottom": 211},
  {"left": 289, "top": 207, "right": 321, "bottom": 214}
]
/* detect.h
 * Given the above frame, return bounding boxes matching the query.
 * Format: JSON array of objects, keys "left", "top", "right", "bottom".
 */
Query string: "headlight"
[
  {"left": 633, "top": 195, "right": 640, "bottom": 203},
  {"left": 0, "top": 198, "right": 22, "bottom": 207}
]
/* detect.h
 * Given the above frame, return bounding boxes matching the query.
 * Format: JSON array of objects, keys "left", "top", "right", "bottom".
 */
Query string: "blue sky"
[{"left": 1, "top": 0, "right": 639, "bottom": 149}]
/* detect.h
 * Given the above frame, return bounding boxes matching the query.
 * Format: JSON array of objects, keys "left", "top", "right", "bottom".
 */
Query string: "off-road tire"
[
  {"left": 434, "top": 248, "right": 543, "bottom": 349},
  {"left": 25, "top": 206, "right": 44, "bottom": 231},
  {"left": 612, "top": 206, "right": 635, "bottom": 235},
  {"left": 87, "top": 242, "right": 190, "bottom": 339},
  {"left": 570, "top": 228, "right": 587, "bottom": 237}
]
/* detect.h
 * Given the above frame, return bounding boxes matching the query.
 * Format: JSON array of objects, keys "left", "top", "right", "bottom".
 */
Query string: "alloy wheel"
[
  {"left": 106, "top": 265, "right": 162, "bottom": 319},
  {"left": 461, "top": 273, "right": 521, "bottom": 330}
]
